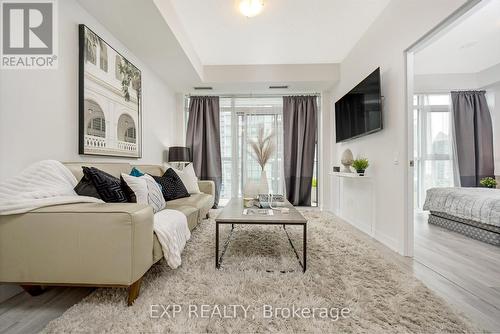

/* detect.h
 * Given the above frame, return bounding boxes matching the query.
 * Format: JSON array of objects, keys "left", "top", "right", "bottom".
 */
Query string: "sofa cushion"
[
  {"left": 166, "top": 193, "right": 213, "bottom": 213},
  {"left": 166, "top": 205, "right": 199, "bottom": 231},
  {"left": 83, "top": 167, "right": 128, "bottom": 203},
  {"left": 151, "top": 168, "right": 190, "bottom": 201},
  {"left": 64, "top": 163, "right": 131, "bottom": 180}
]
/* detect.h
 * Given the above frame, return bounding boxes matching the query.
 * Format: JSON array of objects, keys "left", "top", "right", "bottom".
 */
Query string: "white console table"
[{"left": 331, "top": 172, "right": 375, "bottom": 237}]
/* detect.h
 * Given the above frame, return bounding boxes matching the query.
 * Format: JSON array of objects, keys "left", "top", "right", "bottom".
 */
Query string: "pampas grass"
[{"left": 249, "top": 125, "right": 276, "bottom": 170}]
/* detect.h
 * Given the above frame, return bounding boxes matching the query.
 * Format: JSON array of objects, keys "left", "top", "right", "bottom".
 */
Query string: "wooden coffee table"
[{"left": 215, "top": 198, "right": 307, "bottom": 272}]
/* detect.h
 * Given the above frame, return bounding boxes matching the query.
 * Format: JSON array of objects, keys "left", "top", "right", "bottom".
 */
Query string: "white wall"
[
  {"left": 0, "top": 0, "right": 183, "bottom": 180},
  {"left": 414, "top": 73, "right": 478, "bottom": 93},
  {"left": 0, "top": 0, "right": 182, "bottom": 301},
  {"left": 325, "top": 0, "right": 466, "bottom": 254},
  {"left": 486, "top": 85, "right": 500, "bottom": 174}
]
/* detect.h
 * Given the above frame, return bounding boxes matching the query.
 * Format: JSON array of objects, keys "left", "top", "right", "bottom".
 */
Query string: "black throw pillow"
[
  {"left": 151, "top": 168, "right": 190, "bottom": 201},
  {"left": 74, "top": 174, "right": 101, "bottom": 199},
  {"left": 82, "top": 167, "right": 128, "bottom": 203}
]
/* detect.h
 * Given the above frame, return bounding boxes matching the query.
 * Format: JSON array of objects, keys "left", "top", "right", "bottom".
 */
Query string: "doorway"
[{"left": 405, "top": 0, "right": 500, "bottom": 330}]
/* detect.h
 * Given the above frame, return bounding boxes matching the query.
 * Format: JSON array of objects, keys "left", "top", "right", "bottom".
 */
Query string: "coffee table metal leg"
[
  {"left": 303, "top": 223, "right": 307, "bottom": 273},
  {"left": 215, "top": 222, "right": 220, "bottom": 269}
]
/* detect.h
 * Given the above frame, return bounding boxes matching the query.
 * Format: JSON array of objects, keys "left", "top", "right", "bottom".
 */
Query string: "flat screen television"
[{"left": 335, "top": 68, "right": 382, "bottom": 142}]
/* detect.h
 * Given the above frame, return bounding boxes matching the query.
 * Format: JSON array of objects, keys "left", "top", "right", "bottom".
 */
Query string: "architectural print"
[{"left": 78, "top": 25, "right": 142, "bottom": 157}]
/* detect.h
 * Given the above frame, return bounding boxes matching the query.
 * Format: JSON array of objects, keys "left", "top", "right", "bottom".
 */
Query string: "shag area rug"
[{"left": 43, "top": 210, "right": 474, "bottom": 333}]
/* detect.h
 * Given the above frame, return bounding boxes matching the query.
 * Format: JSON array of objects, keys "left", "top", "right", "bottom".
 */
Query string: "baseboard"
[
  {"left": 373, "top": 230, "right": 401, "bottom": 254},
  {"left": 330, "top": 212, "right": 402, "bottom": 255},
  {"left": 0, "top": 284, "right": 22, "bottom": 303}
]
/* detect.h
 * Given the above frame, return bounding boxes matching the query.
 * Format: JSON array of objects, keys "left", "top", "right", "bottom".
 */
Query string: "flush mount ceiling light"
[{"left": 239, "top": 0, "right": 264, "bottom": 18}]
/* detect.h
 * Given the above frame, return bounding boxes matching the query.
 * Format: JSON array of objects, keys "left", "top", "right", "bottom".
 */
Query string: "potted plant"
[
  {"left": 480, "top": 177, "right": 497, "bottom": 188},
  {"left": 352, "top": 158, "right": 369, "bottom": 176}
]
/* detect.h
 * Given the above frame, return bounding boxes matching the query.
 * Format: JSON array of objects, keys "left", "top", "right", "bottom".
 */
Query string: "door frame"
[{"left": 403, "top": 0, "right": 485, "bottom": 257}]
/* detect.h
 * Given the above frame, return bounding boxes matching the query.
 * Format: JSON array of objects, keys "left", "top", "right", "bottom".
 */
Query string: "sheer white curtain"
[{"left": 414, "top": 94, "right": 457, "bottom": 209}]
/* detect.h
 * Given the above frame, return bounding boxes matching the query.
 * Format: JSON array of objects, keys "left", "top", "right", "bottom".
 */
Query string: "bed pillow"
[
  {"left": 151, "top": 168, "right": 190, "bottom": 201},
  {"left": 82, "top": 167, "right": 128, "bottom": 203},
  {"left": 121, "top": 173, "right": 165, "bottom": 213}
]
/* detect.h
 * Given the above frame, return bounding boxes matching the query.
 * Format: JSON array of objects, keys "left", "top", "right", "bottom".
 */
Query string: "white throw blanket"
[
  {"left": 153, "top": 209, "right": 191, "bottom": 268},
  {"left": 423, "top": 187, "right": 500, "bottom": 227},
  {"left": 0, "top": 160, "right": 102, "bottom": 215}
]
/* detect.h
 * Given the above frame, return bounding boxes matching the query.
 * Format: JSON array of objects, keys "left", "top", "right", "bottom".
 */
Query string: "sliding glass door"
[{"left": 220, "top": 97, "right": 284, "bottom": 204}]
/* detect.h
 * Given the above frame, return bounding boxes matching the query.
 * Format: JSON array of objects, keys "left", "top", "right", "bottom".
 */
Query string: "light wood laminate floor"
[
  {"left": 1, "top": 212, "right": 499, "bottom": 333},
  {"left": 414, "top": 211, "right": 500, "bottom": 332}
]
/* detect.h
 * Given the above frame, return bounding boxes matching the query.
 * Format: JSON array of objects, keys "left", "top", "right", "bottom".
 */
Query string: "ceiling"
[
  {"left": 167, "top": 0, "right": 391, "bottom": 65},
  {"left": 77, "top": 0, "right": 203, "bottom": 91},
  {"left": 414, "top": 0, "right": 500, "bottom": 75}
]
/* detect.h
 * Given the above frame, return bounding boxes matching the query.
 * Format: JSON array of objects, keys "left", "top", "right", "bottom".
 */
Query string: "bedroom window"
[{"left": 414, "top": 94, "right": 456, "bottom": 209}]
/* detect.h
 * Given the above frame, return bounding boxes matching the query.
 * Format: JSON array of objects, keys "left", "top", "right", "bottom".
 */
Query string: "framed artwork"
[{"left": 78, "top": 24, "right": 142, "bottom": 158}]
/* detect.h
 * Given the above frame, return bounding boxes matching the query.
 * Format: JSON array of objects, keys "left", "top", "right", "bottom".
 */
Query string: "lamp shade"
[{"left": 168, "top": 146, "right": 191, "bottom": 163}]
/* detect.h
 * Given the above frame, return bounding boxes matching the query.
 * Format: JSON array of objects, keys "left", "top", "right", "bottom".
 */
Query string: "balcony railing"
[
  {"left": 118, "top": 141, "right": 137, "bottom": 152},
  {"left": 85, "top": 135, "right": 137, "bottom": 152},
  {"left": 85, "top": 135, "right": 106, "bottom": 149}
]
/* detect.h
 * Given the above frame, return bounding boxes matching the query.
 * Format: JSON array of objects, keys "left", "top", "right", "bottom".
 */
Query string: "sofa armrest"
[
  {"left": 198, "top": 180, "right": 215, "bottom": 198},
  {"left": 0, "top": 203, "right": 154, "bottom": 286}
]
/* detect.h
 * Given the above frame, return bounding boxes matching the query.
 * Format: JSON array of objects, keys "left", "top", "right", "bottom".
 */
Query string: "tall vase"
[{"left": 258, "top": 169, "right": 269, "bottom": 194}]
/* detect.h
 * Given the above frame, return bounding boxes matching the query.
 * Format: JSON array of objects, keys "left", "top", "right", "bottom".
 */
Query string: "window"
[
  {"left": 87, "top": 117, "right": 106, "bottom": 138},
  {"left": 124, "top": 127, "right": 136, "bottom": 143},
  {"left": 115, "top": 55, "right": 123, "bottom": 80},
  {"left": 84, "top": 99, "right": 105, "bottom": 138},
  {"left": 414, "top": 94, "right": 455, "bottom": 209},
  {"left": 99, "top": 40, "right": 108, "bottom": 72},
  {"left": 84, "top": 30, "right": 97, "bottom": 65},
  {"left": 186, "top": 95, "right": 319, "bottom": 207}
]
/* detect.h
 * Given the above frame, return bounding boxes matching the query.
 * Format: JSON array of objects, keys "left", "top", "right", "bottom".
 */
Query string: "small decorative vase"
[
  {"left": 258, "top": 169, "right": 269, "bottom": 194},
  {"left": 341, "top": 149, "right": 354, "bottom": 173},
  {"left": 356, "top": 169, "right": 365, "bottom": 176}
]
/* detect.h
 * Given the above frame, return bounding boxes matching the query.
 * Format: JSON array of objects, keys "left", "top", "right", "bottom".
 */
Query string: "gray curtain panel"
[
  {"left": 283, "top": 96, "right": 317, "bottom": 206},
  {"left": 186, "top": 96, "right": 222, "bottom": 207},
  {"left": 451, "top": 91, "right": 494, "bottom": 187}
]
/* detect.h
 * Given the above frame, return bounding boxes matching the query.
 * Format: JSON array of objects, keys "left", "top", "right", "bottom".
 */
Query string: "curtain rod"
[
  {"left": 185, "top": 93, "right": 321, "bottom": 98},
  {"left": 450, "top": 90, "right": 486, "bottom": 93}
]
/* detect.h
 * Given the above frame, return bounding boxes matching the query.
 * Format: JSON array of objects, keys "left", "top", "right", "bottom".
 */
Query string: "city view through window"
[
  {"left": 413, "top": 94, "right": 455, "bottom": 209},
  {"left": 186, "top": 96, "right": 319, "bottom": 207}
]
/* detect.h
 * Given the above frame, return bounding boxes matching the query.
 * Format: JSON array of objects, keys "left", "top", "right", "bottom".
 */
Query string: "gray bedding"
[{"left": 423, "top": 187, "right": 500, "bottom": 227}]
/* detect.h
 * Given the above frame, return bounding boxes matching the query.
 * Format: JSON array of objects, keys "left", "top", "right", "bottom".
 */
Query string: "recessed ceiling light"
[{"left": 239, "top": 0, "right": 264, "bottom": 18}]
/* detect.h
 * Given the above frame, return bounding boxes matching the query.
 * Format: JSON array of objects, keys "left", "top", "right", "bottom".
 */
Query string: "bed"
[{"left": 423, "top": 187, "right": 500, "bottom": 246}]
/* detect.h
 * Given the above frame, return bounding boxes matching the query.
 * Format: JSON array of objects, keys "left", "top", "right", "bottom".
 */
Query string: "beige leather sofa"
[{"left": 0, "top": 162, "right": 214, "bottom": 305}]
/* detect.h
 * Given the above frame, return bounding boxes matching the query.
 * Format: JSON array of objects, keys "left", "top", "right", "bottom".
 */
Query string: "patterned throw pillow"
[
  {"left": 121, "top": 173, "right": 165, "bottom": 213},
  {"left": 142, "top": 174, "right": 166, "bottom": 213},
  {"left": 82, "top": 167, "right": 128, "bottom": 203},
  {"left": 151, "top": 168, "right": 190, "bottom": 201}
]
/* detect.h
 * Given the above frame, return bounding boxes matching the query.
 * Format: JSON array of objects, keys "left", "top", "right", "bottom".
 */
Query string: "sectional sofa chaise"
[{"left": 0, "top": 162, "right": 215, "bottom": 305}]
